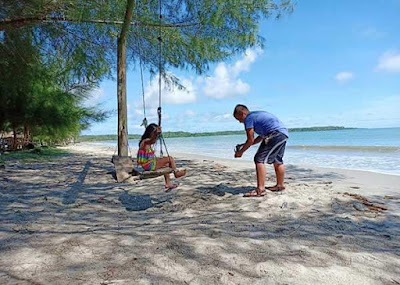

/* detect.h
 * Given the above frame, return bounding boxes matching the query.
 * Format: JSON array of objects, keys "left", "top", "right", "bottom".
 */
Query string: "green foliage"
[
  {"left": 128, "top": 0, "right": 294, "bottom": 76},
  {"left": 1, "top": 0, "right": 294, "bottom": 77},
  {"left": 0, "top": 148, "right": 70, "bottom": 164},
  {"left": 1, "top": 0, "right": 294, "bottom": 142},
  {"left": 0, "top": 29, "right": 40, "bottom": 136},
  {"left": 29, "top": 87, "right": 108, "bottom": 143},
  {"left": 78, "top": 126, "right": 354, "bottom": 141},
  {"left": 0, "top": 28, "right": 108, "bottom": 144}
]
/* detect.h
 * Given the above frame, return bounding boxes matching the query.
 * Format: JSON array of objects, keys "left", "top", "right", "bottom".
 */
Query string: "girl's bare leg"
[
  {"left": 156, "top": 157, "right": 186, "bottom": 178},
  {"left": 156, "top": 158, "right": 176, "bottom": 188},
  {"left": 155, "top": 157, "right": 170, "bottom": 169},
  {"left": 163, "top": 173, "right": 171, "bottom": 188},
  {"left": 167, "top": 157, "right": 186, "bottom": 178}
]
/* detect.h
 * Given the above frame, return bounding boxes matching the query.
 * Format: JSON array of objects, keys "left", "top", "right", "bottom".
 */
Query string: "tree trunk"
[
  {"left": 12, "top": 128, "right": 17, "bottom": 150},
  {"left": 23, "top": 125, "right": 30, "bottom": 146},
  {"left": 117, "top": 0, "right": 135, "bottom": 157}
]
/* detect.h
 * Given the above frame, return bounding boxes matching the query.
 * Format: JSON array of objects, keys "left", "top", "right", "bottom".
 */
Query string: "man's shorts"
[{"left": 254, "top": 131, "right": 288, "bottom": 164}]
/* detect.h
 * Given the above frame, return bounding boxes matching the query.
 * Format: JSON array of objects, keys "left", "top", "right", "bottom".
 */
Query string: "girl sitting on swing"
[{"left": 138, "top": 123, "right": 186, "bottom": 190}]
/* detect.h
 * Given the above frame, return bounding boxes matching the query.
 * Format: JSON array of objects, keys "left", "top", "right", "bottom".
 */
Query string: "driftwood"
[{"left": 344, "top": 192, "right": 387, "bottom": 212}]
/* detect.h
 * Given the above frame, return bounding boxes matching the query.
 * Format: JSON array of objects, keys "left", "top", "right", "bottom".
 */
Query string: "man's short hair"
[{"left": 233, "top": 104, "right": 249, "bottom": 117}]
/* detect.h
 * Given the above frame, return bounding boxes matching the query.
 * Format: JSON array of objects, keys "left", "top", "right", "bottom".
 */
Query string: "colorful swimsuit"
[{"left": 137, "top": 148, "right": 156, "bottom": 171}]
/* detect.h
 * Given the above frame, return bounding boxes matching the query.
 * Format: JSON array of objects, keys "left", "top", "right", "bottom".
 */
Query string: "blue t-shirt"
[{"left": 244, "top": 111, "right": 288, "bottom": 137}]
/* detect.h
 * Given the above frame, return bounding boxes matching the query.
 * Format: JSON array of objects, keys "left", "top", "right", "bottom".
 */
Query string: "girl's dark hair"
[{"left": 139, "top": 123, "right": 159, "bottom": 147}]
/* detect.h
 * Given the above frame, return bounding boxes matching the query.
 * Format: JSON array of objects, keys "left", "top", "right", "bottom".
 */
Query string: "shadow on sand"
[{"left": 0, "top": 154, "right": 399, "bottom": 284}]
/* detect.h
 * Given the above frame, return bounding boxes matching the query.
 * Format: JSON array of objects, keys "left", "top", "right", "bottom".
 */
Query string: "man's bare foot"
[
  {"left": 243, "top": 189, "right": 266, "bottom": 197},
  {"left": 174, "top": 169, "right": 186, "bottom": 178},
  {"left": 266, "top": 185, "right": 285, "bottom": 192}
]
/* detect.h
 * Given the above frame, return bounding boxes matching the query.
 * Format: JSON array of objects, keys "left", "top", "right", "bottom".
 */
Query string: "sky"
[{"left": 83, "top": 0, "right": 400, "bottom": 135}]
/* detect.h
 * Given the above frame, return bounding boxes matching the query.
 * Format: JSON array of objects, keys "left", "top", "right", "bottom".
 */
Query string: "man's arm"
[
  {"left": 235, "top": 128, "right": 255, "bottom": 157},
  {"left": 253, "top": 136, "right": 263, "bottom": 145}
]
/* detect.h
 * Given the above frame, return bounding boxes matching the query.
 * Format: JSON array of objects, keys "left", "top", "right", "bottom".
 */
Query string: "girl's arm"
[{"left": 139, "top": 138, "right": 152, "bottom": 149}]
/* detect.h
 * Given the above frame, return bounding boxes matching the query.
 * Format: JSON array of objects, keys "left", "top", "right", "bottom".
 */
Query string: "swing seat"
[
  {"left": 112, "top": 155, "right": 174, "bottom": 182},
  {"left": 132, "top": 166, "right": 174, "bottom": 179}
]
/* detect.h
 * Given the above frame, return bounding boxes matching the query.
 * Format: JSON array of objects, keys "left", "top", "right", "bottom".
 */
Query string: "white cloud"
[
  {"left": 203, "top": 48, "right": 263, "bottom": 99},
  {"left": 376, "top": 51, "right": 400, "bottom": 72},
  {"left": 81, "top": 117, "right": 117, "bottom": 135},
  {"left": 84, "top": 88, "right": 106, "bottom": 107},
  {"left": 133, "top": 73, "right": 197, "bottom": 120},
  {"left": 132, "top": 107, "right": 160, "bottom": 121},
  {"left": 335, "top": 71, "right": 354, "bottom": 83},
  {"left": 132, "top": 48, "right": 262, "bottom": 118},
  {"left": 213, "top": 113, "right": 233, "bottom": 122},
  {"left": 130, "top": 48, "right": 263, "bottom": 132},
  {"left": 134, "top": 109, "right": 143, "bottom": 116},
  {"left": 337, "top": 96, "right": 400, "bottom": 128},
  {"left": 144, "top": 74, "right": 197, "bottom": 108},
  {"left": 184, "top": 109, "right": 196, "bottom": 117},
  {"left": 284, "top": 95, "right": 400, "bottom": 128},
  {"left": 232, "top": 48, "right": 260, "bottom": 75}
]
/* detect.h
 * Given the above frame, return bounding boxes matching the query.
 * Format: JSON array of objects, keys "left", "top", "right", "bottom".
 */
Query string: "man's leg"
[
  {"left": 274, "top": 163, "right": 285, "bottom": 188},
  {"left": 243, "top": 142, "right": 267, "bottom": 197},
  {"left": 255, "top": 162, "right": 266, "bottom": 193},
  {"left": 266, "top": 135, "right": 287, "bottom": 191}
]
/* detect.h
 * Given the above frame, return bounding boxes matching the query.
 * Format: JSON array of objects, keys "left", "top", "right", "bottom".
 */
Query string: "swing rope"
[
  {"left": 137, "top": 0, "right": 174, "bottom": 171},
  {"left": 157, "top": 0, "right": 163, "bottom": 157},
  {"left": 156, "top": 0, "right": 175, "bottom": 171},
  {"left": 139, "top": 43, "right": 147, "bottom": 128},
  {"left": 138, "top": 53, "right": 147, "bottom": 128},
  {"left": 134, "top": 2, "right": 148, "bottom": 129}
]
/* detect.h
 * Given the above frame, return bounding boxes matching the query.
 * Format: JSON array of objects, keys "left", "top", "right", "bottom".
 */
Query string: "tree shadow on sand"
[
  {"left": 0, "top": 154, "right": 399, "bottom": 284},
  {"left": 197, "top": 184, "right": 254, "bottom": 196}
]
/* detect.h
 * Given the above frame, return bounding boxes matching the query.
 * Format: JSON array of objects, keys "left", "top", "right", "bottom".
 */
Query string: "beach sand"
[{"left": 0, "top": 142, "right": 399, "bottom": 284}]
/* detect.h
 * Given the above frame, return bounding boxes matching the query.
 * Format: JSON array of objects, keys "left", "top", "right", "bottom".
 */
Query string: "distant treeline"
[{"left": 79, "top": 126, "right": 353, "bottom": 142}]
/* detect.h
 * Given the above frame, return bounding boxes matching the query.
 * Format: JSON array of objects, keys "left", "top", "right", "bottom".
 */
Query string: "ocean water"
[{"left": 100, "top": 128, "right": 400, "bottom": 176}]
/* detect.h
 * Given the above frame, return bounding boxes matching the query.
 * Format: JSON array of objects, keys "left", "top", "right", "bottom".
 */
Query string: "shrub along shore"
[{"left": 79, "top": 126, "right": 354, "bottom": 142}]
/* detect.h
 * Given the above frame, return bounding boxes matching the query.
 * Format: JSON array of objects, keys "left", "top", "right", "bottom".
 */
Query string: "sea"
[{"left": 99, "top": 128, "right": 400, "bottom": 176}]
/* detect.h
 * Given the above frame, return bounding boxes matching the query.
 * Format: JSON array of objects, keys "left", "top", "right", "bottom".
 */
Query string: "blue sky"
[{"left": 83, "top": 0, "right": 400, "bottom": 135}]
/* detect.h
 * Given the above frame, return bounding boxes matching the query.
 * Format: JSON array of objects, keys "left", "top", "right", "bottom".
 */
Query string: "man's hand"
[{"left": 234, "top": 151, "right": 243, "bottom": 158}]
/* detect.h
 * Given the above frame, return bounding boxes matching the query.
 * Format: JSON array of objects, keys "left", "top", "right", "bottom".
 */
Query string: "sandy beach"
[{"left": 1, "top": 142, "right": 399, "bottom": 285}]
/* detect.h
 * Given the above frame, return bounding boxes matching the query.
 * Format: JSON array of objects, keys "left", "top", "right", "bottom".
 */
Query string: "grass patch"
[{"left": 0, "top": 147, "right": 70, "bottom": 164}]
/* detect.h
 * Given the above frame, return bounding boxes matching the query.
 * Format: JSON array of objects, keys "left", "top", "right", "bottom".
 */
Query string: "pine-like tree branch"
[{"left": 0, "top": 16, "right": 200, "bottom": 30}]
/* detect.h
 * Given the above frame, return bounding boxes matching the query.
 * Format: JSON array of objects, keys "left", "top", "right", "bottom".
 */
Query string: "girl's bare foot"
[
  {"left": 165, "top": 183, "right": 179, "bottom": 192},
  {"left": 174, "top": 169, "right": 186, "bottom": 178}
]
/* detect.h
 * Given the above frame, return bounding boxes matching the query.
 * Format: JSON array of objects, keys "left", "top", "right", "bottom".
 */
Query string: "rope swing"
[
  {"left": 115, "top": 0, "right": 174, "bottom": 182},
  {"left": 157, "top": 0, "right": 163, "bottom": 157},
  {"left": 138, "top": 0, "right": 172, "bottom": 164}
]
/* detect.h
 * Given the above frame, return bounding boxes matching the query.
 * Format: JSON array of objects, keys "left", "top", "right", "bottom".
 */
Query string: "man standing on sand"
[{"left": 233, "top": 104, "right": 289, "bottom": 197}]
